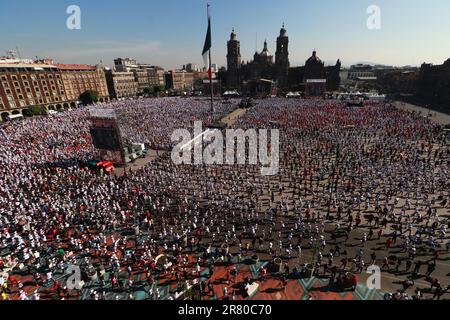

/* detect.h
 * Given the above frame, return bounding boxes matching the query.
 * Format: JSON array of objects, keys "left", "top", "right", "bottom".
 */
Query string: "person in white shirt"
[{"left": 19, "top": 290, "right": 29, "bottom": 300}]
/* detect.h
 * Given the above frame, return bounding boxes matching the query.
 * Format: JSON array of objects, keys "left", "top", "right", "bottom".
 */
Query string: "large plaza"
[{"left": 0, "top": 97, "right": 448, "bottom": 300}]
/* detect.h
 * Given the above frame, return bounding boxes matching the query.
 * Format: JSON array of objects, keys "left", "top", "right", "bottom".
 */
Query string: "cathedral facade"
[{"left": 225, "top": 25, "right": 341, "bottom": 95}]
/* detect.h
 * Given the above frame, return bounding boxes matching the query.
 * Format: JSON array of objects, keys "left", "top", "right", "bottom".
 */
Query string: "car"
[{"left": 48, "top": 110, "right": 58, "bottom": 115}]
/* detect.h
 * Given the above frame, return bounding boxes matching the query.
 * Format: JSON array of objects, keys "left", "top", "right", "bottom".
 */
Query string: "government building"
[{"left": 0, "top": 57, "right": 109, "bottom": 121}]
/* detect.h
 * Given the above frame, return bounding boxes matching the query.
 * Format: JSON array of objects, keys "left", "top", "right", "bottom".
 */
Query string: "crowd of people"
[
  {"left": 0, "top": 97, "right": 448, "bottom": 300},
  {"left": 0, "top": 97, "right": 237, "bottom": 167}
]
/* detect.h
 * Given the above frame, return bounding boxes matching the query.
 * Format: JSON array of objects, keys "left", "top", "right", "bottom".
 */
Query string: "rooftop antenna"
[
  {"left": 6, "top": 49, "right": 16, "bottom": 59},
  {"left": 255, "top": 32, "right": 258, "bottom": 52},
  {"left": 16, "top": 46, "right": 22, "bottom": 59}
]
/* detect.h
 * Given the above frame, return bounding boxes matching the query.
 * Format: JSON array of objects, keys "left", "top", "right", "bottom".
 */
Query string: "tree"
[
  {"left": 31, "top": 105, "right": 47, "bottom": 115},
  {"left": 79, "top": 90, "right": 100, "bottom": 105},
  {"left": 23, "top": 105, "right": 47, "bottom": 117},
  {"left": 153, "top": 85, "right": 165, "bottom": 96},
  {"left": 194, "top": 78, "right": 205, "bottom": 90},
  {"left": 143, "top": 87, "right": 154, "bottom": 96},
  {"left": 277, "top": 89, "right": 286, "bottom": 97},
  {"left": 22, "top": 109, "right": 33, "bottom": 117}
]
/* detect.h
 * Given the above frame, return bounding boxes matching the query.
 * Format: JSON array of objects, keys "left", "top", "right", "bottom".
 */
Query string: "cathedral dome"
[
  {"left": 260, "top": 40, "right": 271, "bottom": 56},
  {"left": 306, "top": 51, "right": 323, "bottom": 64}
]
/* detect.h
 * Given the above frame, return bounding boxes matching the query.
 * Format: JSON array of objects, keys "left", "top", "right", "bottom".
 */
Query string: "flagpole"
[{"left": 207, "top": 4, "right": 214, "bottom": 116}]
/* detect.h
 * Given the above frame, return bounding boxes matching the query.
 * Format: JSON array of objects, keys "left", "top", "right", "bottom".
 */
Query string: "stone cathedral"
[{"left": 225, "top": 25, "right": 341, "bottom": 95}]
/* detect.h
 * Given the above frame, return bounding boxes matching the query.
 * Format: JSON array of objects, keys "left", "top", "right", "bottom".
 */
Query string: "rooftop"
[
  {"left": 54, "top": 64, "right": 97, "bottom": 70},
  {"left": 0, "top": 62, "right": 58, "bottom": 69}
]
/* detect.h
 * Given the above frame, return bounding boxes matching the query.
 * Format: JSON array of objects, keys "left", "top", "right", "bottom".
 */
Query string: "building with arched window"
[
  {"left": 0, "top": 57, "right": 111, "bottom": 120},
  {"left": 224, "top": 25, "right": 341, "bottom": 95}
]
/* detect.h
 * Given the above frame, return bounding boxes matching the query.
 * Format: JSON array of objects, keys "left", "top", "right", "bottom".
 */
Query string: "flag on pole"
[{"left": 202, "top": 16, "right": 212, "bottom": 80}]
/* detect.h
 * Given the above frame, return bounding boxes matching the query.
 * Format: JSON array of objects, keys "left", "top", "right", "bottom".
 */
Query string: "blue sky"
[{"left": 1, "top": 0, "right": 449, "bottom": 69}]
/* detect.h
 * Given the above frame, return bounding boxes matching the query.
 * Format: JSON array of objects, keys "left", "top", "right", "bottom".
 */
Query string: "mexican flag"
[{"left": 202, "top": 17, "right": 212, "bottom": 80}]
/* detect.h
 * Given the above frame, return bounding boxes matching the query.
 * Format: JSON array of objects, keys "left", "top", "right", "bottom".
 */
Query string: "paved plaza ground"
[
  {"left": 1, "top": 98, "right": 449, "bottom": 301},
  {"left": 394, "top": 101, "right": 450, "bottom": 126}
]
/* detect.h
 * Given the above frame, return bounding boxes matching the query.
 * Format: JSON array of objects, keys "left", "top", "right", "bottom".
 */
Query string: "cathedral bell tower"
[
  {"left": 227, "top": 28, "right": 241, "bottom": 88},
  {"left": 275, "top": 24, "right": 290, "bottom": 89}
]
